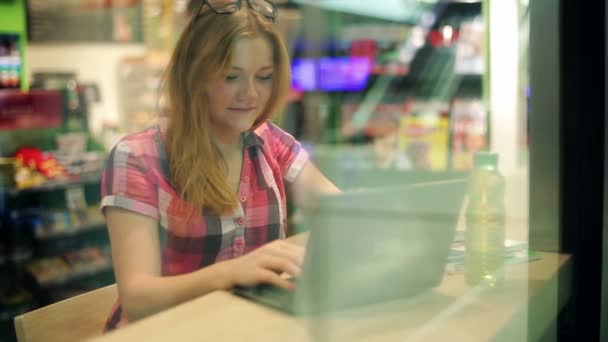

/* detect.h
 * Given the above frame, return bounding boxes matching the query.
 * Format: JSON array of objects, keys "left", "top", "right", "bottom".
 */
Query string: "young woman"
[{"left": 101, "top": 0, "right": 340, "bottom": 331}]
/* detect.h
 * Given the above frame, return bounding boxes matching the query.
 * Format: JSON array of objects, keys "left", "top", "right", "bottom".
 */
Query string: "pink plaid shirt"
[{"left": 101, "top": 121, "right": 309, "bottom": 331}]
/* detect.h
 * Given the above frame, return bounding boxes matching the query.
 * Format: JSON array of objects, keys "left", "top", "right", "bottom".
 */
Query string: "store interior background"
[{"left": 0, "top": 0, "right": 531, "bottom": 340}]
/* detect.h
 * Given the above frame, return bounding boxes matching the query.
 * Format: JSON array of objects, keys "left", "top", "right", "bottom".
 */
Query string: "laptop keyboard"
[
  {"left": 235, "top": 279, "right": 298, "bottom": 312},
  {"left": 255, "top": 280, "right": 296, "bottom": 299}
]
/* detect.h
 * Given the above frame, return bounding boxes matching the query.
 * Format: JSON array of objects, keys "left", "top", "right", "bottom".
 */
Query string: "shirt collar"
[{"left": 242, "top": 130, "right": 264, "bottom": 148}]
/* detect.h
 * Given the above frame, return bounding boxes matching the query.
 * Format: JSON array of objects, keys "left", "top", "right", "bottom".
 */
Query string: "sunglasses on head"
[{"left": 188, "top": 0, "right": 278, "bottom": 32}]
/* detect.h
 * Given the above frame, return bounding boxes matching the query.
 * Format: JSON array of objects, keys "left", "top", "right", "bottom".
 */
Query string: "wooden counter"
[{"left": 92, "top": 234, "right": 570, "bottom": 342}]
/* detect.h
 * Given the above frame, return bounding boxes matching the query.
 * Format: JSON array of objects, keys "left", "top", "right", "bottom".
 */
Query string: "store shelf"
[
  {"left": 6, "top": 172, "right": 102, "bottom": 196},
  {"left": 35, "top": 221, "right": 106, "bottom": 240},
  {"left": 0, "top": 248, "right": 34, "bottom": 267},
  {"left": 0, "top": 288, "right": 36, "bottom": 321},
  {"left": 36, "top": 262, "right": 112, "bottom": 288}
]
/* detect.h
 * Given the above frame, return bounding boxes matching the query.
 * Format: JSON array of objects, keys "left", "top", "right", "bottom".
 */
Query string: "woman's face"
[{"left": 206, "top": 36, "right": 274, "bottom": 143}]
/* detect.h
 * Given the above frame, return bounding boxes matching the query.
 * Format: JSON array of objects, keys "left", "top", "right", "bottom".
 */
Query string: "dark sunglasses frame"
[{"left": 188, "top": 0, "right": 278, "bottom": 32}]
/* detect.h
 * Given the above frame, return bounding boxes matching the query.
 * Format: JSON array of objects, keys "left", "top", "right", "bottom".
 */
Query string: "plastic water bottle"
[{"left": 465, "top": 152, "right": 506, "bottom": 287}]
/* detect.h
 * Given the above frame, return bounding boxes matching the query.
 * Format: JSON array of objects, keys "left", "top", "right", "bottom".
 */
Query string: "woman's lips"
[{"left": 228, "top": 107, "right": 256, "bottom": 113}]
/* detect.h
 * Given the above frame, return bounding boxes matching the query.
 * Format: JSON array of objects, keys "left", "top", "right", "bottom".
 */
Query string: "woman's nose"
[{"left": 238, "top": 79, "right": 258, "bottom": 101}]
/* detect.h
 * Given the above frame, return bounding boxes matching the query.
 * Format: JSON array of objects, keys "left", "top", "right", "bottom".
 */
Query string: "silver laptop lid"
[{"left": 296, "top": 179, "right": 467, "bottom": 313}]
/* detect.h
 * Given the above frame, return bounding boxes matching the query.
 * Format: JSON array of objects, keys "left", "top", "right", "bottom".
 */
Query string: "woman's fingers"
[
  {"left": 230, "top": 240, "right": 306, "bottom": 289},
  {"left": 267, "top": 242, "right": 306, "bottom": 267},
  {"left": 259, "top": 255, "right": 302, "bottom": 278},
  {"left": 256, "top": 268, "right": 296, "bottom": 290}
]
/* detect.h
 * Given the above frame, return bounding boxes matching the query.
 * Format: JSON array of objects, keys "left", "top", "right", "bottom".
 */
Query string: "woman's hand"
[{"left": 225, "top": 240, "right": 305, "bottom": 290}]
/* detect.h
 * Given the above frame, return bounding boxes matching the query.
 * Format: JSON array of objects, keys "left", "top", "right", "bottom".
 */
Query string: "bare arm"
[
  {"left": 290, "top": 162, "right": 342, "bottom": 211},
  {"left": 106, "top": 207, "right": 304, "bottom": 322}
]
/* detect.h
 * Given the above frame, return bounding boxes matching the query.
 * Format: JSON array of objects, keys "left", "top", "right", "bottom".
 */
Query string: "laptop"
[{"left": 233, "top": 178, "right": 467, "bottom": 315}]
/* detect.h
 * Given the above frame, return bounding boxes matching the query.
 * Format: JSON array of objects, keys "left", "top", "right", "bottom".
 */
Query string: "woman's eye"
[
  {"left": 225, "top": 75, "right": 239, "bottom": 81},
  {"left": 256, "top": 74, "right": 273, "bottom": 81}
]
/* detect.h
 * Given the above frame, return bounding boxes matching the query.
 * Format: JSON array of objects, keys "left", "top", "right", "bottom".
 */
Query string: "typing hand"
[{"left": 226, "top": 240, "right": 305, "bottom": 290}]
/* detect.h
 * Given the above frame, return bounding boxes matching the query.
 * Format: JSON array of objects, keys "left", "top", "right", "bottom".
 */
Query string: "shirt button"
[
  {"left": 236, "top": 217, "right": 244, "bottom": 226},
  {"left": 244, "top": 176, "right": 250, "bottom": 182},
  {"left": 234, "top": 237, "right": 245, "bottom": 249},
  {"left": 240, "top": 195, "right": 247, "bottom": 202}
]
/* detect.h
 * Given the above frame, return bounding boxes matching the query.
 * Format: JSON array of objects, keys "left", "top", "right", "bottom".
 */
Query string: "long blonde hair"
[{"left": 165, "top": 5, "right": 291, "bottom": 215}]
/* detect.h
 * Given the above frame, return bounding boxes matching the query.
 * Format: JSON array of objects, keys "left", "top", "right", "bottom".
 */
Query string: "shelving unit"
[
  {"left": 27, "top": 250, "right": 112, "bottom": 288},
  {"left": 0, "top": 170, "right": 113, "bottom": 326},
  {"left": 6, "top": 171, "right": 103, "bottom": 196},
  {"left": 34, "top": 221, "right": 106, "bottom": 240}
]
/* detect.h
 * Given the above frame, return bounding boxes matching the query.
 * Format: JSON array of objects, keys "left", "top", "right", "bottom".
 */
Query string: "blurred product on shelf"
[
  {"left": 13, "top": 147, "right": 65, "bottom": 190},
  {"left": 13, "top": 161, "right": 49, "bottom": 190},
  {"left": 64, "top": 247, "right": 109, "bottom": 275},
  {"left": 341, "top": 100, "right": 409, "bottom": 138},
  {"left": 55, "top": 133, "right": 87, "bottom": 155},
  {"left": 27, "top": 0, "right": 143, "bottom": 43},
  {"left": 0, "top": 34, "right": 22, "bottom": 90},
  {"left": 0, "top": 157, "right": 15, "bottom": 188},
  {"left": 0, "top": 287, "right": 36, "bottom": 322},
  {"left": 55, "top": 133, "right": 106, "bottom": 176},
  {"left": 35, "top": 205, "right": 105, "bottom": 239},
  {"left": 450, "top": 98, "right": 487, "bottom": 170},
  {"left": 395, "top": 100, "right": 450, "bottom": 171},
  {"left": 117, "top": 54, "right": 168, "bottom": 134},
  {"left": 38, "top": 211, "right": 71, "bottom": 238},
  {"left": 25, "top": 257, "right": 71, "bottom": 286},
  {"left": 64, "top": 186, "right": 87, "bottom": 221},
  {"left": 372, "top": 130, "right": 398, "bottom": 169},
  {"left": 14, "top": 147, "right": 65, "bottom": 179},
  {"left": 454, "top": 17, "right": 485, "bottom": 75},
  {"left": 25, "top": 247, "right": 111, "bottom": 287},
  {"left": 142, "top": 0, "right": 190, "bottom": 52},
  {"left": 54, "top": 150, "right": 106, "bottom": 176},
  {"left": 86, "top": 206, "right": 105, "bottom": 223},
  {"left": 5, "top": 134, "right": 105, "bottom": 190}
]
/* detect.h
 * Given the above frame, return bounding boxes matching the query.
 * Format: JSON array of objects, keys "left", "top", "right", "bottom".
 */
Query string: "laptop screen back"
[{"left": 296, "top": 179, "right": 467, "bottom": 313}]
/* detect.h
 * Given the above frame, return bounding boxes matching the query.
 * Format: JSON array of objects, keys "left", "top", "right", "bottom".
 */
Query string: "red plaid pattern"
[{"left": 101, "top": 122, "right": 309, "bottom": 331}]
